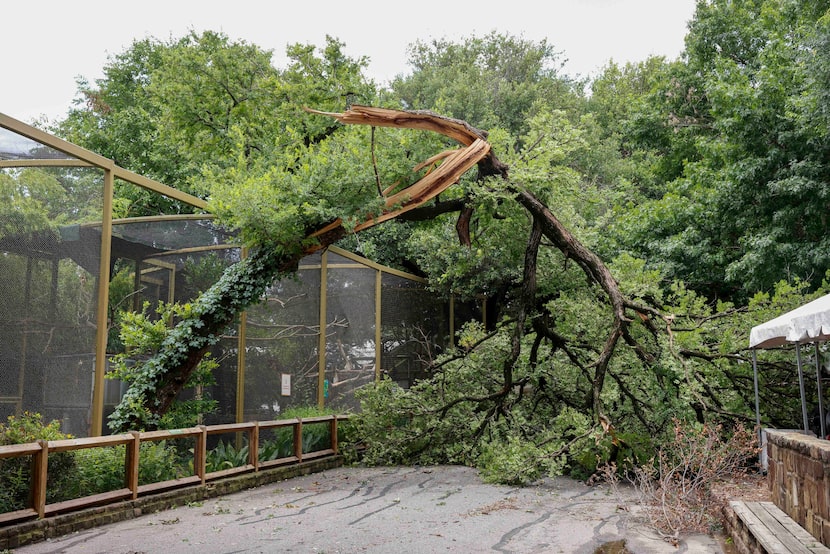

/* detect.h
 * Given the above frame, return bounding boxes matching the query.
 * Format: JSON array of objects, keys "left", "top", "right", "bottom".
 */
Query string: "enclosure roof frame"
[{"left": 0, "top": 113, "right": 208, "bottom": 211}]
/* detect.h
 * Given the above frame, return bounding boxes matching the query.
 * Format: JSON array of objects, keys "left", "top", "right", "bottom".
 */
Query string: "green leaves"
[{"left": 604, "top": 0, "right": 830, "bottom": 299}]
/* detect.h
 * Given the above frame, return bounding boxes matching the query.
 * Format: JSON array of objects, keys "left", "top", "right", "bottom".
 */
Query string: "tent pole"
[
  {"left": 815, "top": 343, "right": 826, "bottom": 439},
  {"left": 796, "top": 344, "right": 810, "bottom": 433},
  {"left": 752, "top": 349, "right": 761, "bottom": 440}
]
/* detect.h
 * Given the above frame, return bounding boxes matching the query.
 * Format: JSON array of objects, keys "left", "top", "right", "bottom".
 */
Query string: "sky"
[{"left": 2, "top": 0, "right": 697, "bottom": 124}]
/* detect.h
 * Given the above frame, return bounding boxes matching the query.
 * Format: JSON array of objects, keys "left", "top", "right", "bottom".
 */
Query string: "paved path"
[{"left": 16, "top": 465, "right": 725, "bottom": 554}]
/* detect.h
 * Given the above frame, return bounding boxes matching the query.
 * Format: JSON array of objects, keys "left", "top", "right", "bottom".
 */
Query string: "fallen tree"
[
  {"left": 110, "top": 106, "right": 687, "bottom": 448},
  {"left": 317, "top": 106, "right": 652, "bottom": 424},
  {"left": 109, "top": 106, "right": 494, "bottom": 431}
]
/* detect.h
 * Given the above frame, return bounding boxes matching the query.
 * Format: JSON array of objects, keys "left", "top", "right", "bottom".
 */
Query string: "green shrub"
[
  {"left": 0, "top": 412, "right": 185, "bottom": 512},
  {"left": 0, "top": 412, "right": 75, "bottom": 512},
  {"left": 206, "top": 439, "right": 250, "bottom": 472},
  {"left": 258, "top": 430, "right": 294, "bottom": 461},
  {"left": 280, "top": 406, "right": 336, "bottom": 454},
  {"left": 61, "top": 441, "right": 180, "bottom": 499}
]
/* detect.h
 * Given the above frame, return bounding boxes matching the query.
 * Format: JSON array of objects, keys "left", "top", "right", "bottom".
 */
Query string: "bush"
[
  {"left": 0, "top": 413, "right": 185, "bottom": 512},
  {"left": 206, "top": 439, "right": 251, "bottom": 472},
  {"left": 281, "top": 406, "right": 336, "bottom": 454},
  {"left": 0, "top": 412, "right": 75, "bottom": 512},
  {"left": 205, "top": 406, "right": 342, "bottom": 472},
  {"left": 61, "top": 441, "right": 181, "bottom": 499},
  {"left": 604, "top": 418, "right": 758, "bottom": 540}
]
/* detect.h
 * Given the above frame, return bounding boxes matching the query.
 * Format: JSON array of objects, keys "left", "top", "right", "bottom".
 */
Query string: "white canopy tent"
[{"left": 749, "top": 292, "right": 830, "bottom": 438}]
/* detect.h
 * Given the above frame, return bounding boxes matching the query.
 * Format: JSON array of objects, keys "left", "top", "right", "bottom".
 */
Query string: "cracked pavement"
[{"left": 15, "top": 465, "right": 725, "bottom": 553}]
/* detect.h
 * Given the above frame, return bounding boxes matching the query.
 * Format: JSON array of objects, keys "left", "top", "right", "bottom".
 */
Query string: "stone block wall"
[{"left": 766, "top": 429, "right": 830, "bottom": 545}]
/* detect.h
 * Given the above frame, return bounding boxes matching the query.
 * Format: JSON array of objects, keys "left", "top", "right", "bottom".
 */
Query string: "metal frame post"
[
  {"left": 317, "top": 250, "right": 328, "bottom": 408},
  {"left": 815, "top": 343, "right": 826, "bottom": 439},
  {"left": 91, "top": 165, "right": 114, "bottom": 436},
  {"left": 795, "top": 343, "right": 810, "bottom": 433}
]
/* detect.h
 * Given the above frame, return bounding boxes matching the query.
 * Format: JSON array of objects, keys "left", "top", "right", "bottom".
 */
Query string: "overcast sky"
[{"left": 2, "top": 0, "right": 696, "bottom": 124}]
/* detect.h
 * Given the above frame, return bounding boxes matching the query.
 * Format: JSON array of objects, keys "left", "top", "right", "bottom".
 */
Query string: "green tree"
[
  {"left": 393, "top": 32, "right": 579, "bottom": 139},
  {"left": 51, "top": 28, "right": 811, "bottom": 491},
  {"left": 609, "top": 0, "right": 830, "bottom": 300},
  {"left": 58, "top": 31, "right": 377, "bottom": 216}
]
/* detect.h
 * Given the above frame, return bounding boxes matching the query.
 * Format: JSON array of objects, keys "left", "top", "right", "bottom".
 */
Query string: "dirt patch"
[
  {"left": 466, "top": 496, "right": 520, "bottom": 516},
  {"left": 711, "top": 472, "right": 770, "bottom": 503},
  {"left": 594, "top": 539, "right": 632, "bottom": 553}
]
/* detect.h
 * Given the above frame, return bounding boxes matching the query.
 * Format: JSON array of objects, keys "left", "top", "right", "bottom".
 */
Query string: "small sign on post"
[{"left": 281, "top": 374, "right": 291, "bottom": 396}]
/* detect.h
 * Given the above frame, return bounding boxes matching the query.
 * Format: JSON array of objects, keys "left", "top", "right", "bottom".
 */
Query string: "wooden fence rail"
[{"left": 0, "top": 415, "right": 347, "bottom": 526}]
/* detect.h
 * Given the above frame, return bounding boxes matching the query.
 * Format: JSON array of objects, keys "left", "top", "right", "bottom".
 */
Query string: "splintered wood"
[{"left": 305, "top": 105, "right": 494, "bottom": 243}]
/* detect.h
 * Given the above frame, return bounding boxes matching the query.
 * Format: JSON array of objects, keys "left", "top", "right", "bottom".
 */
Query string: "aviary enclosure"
[{"left": 0, "top": 113, "right": 464, "bottom": 437}]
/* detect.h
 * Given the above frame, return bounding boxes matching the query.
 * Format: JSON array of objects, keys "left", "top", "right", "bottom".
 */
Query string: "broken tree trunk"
[{"left": 110, "top": 105, "right": 496, "bottom": 432}]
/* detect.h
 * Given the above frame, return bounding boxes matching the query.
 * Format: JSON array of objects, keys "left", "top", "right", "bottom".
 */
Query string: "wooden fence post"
[
  {"left": 195, "top": 426, "right": 207, "bottom": 484},
  {"left": 294, "top": 419, "right": 303, "bottom": 462},
  {"left": 331, "top": 416, "right": 339, "bottom": 454},
  {"left": 31, "top": 440, "right": 48, "bottom": 518},
  {"left": 127, "top": 431, "right": 140, "bottom": 499},
  {"left": 250, "top": 423, "right": 259, "bottom": 471}
]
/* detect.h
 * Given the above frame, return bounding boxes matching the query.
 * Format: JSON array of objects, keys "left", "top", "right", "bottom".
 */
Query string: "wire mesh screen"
[
  {"left": 324, "top": 265, "right": 377, "bottom": 411},
  {"left": 105, "top": 217, "right": 242, "bottom": 428},
  {"left": 0, "top": 121, "right": 461, "bottom": 436},
  {"left": 381, "top": 274, "right": 449, "bottom": 388},
  {"left": 243, "top": 267, "right": 322, "bottom": 419},
  {"left": 0, "top": 164, "right": 104, "bottom": 436}
]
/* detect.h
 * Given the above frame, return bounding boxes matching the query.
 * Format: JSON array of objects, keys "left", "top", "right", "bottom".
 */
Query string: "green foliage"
[
  {"left": 59, "top": 31, "right": 377, "bottom": 216},
  {"left": 206, "top": 439, "right": 250, "bottom": 472},
  {"left": 0, "top": 412, "right": 69, "bottom": 444},
  {"left": 62, "top": 442, "right": 180, "bottom": 498},
  {"left": 0, "top": 413, "right": 75, "bottom": 512},
  {"left": 605, "top": 0, "right": 830, "bottom": 299},
  {"left": 0, "top": 413, "right": 184, "bottom": 512},
  {"left": 0, "top": 460, "right": 29, "bottom": 515},
  {"left": 393, "top": 32, "right": 579, "bottom": 138},
  {"left": 108, "top": 301, "right": 219, "bottom": 430},
  {"left": 281, "top": 406, "right": 336, "bottom": 455},
  {"left": 477, "top": 408, "right": 591, "bottom": 486},
  {"left": 47, "top": 18, "right": 830, "bottom": 488},
  {"left": 352, "top": 318, "right": 585, "bottom": 480},
  {"left": 207, "top": 409, "right": 336, "bottom": 471}
]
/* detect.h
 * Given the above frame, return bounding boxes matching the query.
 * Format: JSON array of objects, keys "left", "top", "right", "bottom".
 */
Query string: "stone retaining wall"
[
  {"left": 0, "top": 456, "right": 342, "bottom": 550},
  {"left": 766, "top": 429, "right": 830, "bottom": 545}
]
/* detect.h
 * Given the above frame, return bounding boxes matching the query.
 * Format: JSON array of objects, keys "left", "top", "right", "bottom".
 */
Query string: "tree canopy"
[
  {"left": 605, "top": 0, "right": 830, "bottom": 299},
  {"left": 51, "top": 2, "right": 830, "bottom": 485}
]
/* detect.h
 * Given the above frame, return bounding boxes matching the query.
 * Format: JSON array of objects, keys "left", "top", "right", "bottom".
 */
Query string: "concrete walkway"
[{"left": 15, "top": 465, "right": 725, "bottom": 554}]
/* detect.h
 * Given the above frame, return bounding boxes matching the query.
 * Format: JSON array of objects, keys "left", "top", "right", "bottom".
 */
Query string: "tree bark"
[{"left": 512, "top": 187, "right": 629, "bottom": 421}]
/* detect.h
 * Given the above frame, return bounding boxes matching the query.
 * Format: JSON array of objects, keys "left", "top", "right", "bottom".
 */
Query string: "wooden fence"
[{"left": 0, "top": 415, "right": 347, "bottom": 526}]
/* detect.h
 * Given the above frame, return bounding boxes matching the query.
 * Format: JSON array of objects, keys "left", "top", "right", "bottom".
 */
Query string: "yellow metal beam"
[
  {"left": 0, "top": 113, "right": 208, "bottom": 211},
  {"left": 236, "top": 248, "right": 249, "bottom": 424},
  {"left": 112, "top": 214, "right": 216, "bottom": 225},
  {"left": 0, "top": 159, "right": 92, "bottom": 168},
  {"left": 375, "top": 269, "right": 382, "bottom": 381},
  {"left": 317, "top": 250, "right": 328, "bottom": 408},
  {"left": 327, "top": 246, "right": 426, "bottom": 282},
  {"left": 1, "top": 113, "right": 114, "bottom": 168},
  {"left": 113, "top": 168, "right": 207, "bottom": 211},
  {"left": 91, "top": 166, "right": 115, "bottom": 436}
]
